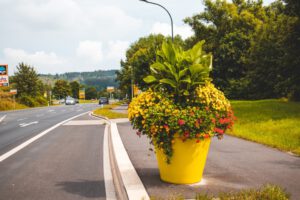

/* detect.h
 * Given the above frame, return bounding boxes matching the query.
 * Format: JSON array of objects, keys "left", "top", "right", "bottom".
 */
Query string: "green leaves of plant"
[{"left": 143, "top": 40, "right": 212, "bottom": 101}]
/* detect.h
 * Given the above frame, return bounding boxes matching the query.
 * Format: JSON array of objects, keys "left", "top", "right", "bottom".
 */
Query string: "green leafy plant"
[{"left": 144, "top": 41, "right": 212, "bottom": 103}]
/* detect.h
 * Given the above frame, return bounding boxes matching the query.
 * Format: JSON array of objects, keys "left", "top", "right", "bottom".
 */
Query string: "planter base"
[{"left": 155, "top": 138, "right": 211, "bottom": 184}]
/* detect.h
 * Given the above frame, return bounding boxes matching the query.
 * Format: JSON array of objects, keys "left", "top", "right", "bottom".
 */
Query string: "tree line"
[
  {"left": 8, "top": 63, "right": 109, "bottom": 107},
  {"left": 116, "top": 0, "right": 300, "bottom": 101}
]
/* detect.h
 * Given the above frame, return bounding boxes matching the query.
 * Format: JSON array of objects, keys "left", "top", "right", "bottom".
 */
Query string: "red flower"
[
  {"left": 178, "top": 119, "right": 185, "bottom": 126},
  {"left": 196, "top": 139, "right": 200, "bottom": 143},
  {"left": 211, "top": 118, "right": 216, "bottom": 124},
  {"left": 204, "top": 134, "right": 210, "bottom": 138},
  {"left": 184, "top": 131, "right": 190, "bottom": 138},
  {"left": 214, "top": 128, "right": 224, "bottom": 134}
]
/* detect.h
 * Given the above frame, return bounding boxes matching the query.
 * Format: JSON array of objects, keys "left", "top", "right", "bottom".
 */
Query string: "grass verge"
[
  {"left": 150, "top": 184, "right": 289, "bottom": 200},
  {"left": 79, "top": 99, "right": 98, "bottom": 104},
  {"left": 228, "top": 99, "right": 300, "bottom": 155},
  {"left": 0, "top": 99, "right": 28, "bottom": 111},
  {"left": 93, "top": 103, "right": 128, "bottom": 119}
]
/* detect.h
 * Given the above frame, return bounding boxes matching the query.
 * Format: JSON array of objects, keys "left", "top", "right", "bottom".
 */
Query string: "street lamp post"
[{"left": 139, "top": 0, "right": 174, "bottom": 42}]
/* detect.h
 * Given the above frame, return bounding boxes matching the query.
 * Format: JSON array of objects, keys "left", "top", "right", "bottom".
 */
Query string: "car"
[
  {"left": 65, "top": 97, "right": 76, "bottom": 105},
  {"left": 99, "top": 97, "right": 109, "bottom": 105}
]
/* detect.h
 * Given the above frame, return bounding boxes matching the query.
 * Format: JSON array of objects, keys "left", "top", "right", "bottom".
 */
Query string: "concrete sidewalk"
[{"left": 114, "top": 122, "right": 300, "bottom": 199}]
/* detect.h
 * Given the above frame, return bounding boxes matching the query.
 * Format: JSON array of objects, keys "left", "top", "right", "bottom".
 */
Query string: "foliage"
[
  {"left": 13, "top": 63, "right": 41, "bottom": 97},
  {"left": 70, "top": 81, "right": 80, "bottom": 99},
  {"left": 39, "top": 70, "right": 118, "bottom": 91},
  {"left": 228, "top": 99, "right": 300, "bottom": 155},
  {"left": 184, "top": 0, "right": 300, "bottom": 100},
  {"left": 116, "top": 34, "right": 184, "bottom": 99},
  {"left": 52, "top": 79, "right": 71, "bottom": 99},
  {"left": 18, "top": 95, "right": 37, "bottom": 107},
  {"left": 129, "top": 82, "right": 235, "bottom": 163},
  {"left": 0, "top": 90, "right": 27, "bottom": 111},
  {"left": 85, "top": 86, "right": 98, "bottom": 100},
  {"left": 144, "top": 41, "right": 212, "bottom": 104}
]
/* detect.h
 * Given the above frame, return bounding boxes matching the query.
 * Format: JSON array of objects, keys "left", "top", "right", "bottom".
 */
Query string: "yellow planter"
[{"left": 155, "top": 137, "right": 211, "bottom": 184}]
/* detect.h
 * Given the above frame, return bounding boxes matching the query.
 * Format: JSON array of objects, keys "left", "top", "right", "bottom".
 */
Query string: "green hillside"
[{"left": 39, "top": 70, "right": 119, "bottom": 91}]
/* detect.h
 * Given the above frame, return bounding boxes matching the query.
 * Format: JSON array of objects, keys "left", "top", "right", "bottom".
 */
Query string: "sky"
[{"left": 0, "top": 0, "right": 274, "bottom": 75}]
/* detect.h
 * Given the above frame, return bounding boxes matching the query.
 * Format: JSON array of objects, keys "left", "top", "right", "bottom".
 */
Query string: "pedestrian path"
[{"left": 115, "top": 122, "right": 300, "bottom": 199}]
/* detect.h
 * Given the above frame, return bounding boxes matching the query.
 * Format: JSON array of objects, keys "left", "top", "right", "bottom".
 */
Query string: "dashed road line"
[
  {"left": 19, "top": 121, "right": 39, "bottom": 127},
  {"left": 17, "top": 118, "right": 27, "bottom": 121},
  {"left": 0, "top": 112, "right": 89, "bottom": 162},
  {"left": 0, "top": 115, "right": 7, "bottom": 123}
]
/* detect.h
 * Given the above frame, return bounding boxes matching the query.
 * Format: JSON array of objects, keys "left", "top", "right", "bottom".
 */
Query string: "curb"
[{"left": 91, "top": 112, "right": 149, "bottom": 200}]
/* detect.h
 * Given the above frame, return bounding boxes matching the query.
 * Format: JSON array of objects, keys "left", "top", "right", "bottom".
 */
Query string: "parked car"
[
  {"left": 65, "top": 97, "right": 76, "bottom": 105},
  {"left": 99, "top": 97, "right": 109, "bottom": 105}
]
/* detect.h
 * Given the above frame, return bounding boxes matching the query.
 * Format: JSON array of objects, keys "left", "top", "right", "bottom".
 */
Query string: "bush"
[
  {"left": 35, "top": 96, "right": 48, "bottom": 106},
  {"left": 18, "top": 95, "right": 38, "bottom": 107}
]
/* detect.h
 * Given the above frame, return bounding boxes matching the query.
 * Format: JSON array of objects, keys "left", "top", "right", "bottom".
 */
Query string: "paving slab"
[{"left": 116, "top": 122, "right": 300, "bottom": 199}]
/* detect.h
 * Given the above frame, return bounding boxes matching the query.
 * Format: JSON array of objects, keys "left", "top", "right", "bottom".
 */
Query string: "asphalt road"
[
  {"left": 117, "top": 122, "right": 300, "bottom": 199},
  {"left": 0, "top": 104, "right": 109, "bottom": 200},
  {"left": 0, "top": 104, "right": 98, "bottom": 155}
]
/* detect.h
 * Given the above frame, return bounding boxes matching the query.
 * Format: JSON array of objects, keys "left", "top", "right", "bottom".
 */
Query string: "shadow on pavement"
[{"left": 56, "top": 180, "right": 105, "bottom": 198}]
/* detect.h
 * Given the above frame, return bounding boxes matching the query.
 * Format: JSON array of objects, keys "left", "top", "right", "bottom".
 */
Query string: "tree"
[
  {"left": 70, "top": 81, "right": 80, "bottom": 99},
  {"left": 14, "top": 63, "right": 39, "bottom": 97},
  {"left": 116, "top": 34, "right": 184, "bottom": 98},
  {"left": 52, "top": 80, "right": 71, "bottom": 99},
  {"left": 85, "top": 86, "right": 97, "bottom": 100}
]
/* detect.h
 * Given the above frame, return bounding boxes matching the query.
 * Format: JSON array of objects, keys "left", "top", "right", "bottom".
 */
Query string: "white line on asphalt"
[
  {"left": 19, "top": 121, "right": 39, "bottom": 127},
  {"left": 17, "top": 118, "right": 27, "bottom": 121},
  {"left": 103, "top": 125, "right": 117, "bottom": 200},
  {"left": 0, "top": 115, "right": 7, "bottom": 123},
  {"left": 0, "top": 112, "right": 89, "bottom": 162},
  {"left": 48, "top": 110, "right": 55, "bottom": 112}
]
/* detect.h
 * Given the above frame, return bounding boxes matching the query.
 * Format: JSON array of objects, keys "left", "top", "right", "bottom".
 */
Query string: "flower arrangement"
[{"left": 128, "top": 41, "right": 235, "bottom": 163}]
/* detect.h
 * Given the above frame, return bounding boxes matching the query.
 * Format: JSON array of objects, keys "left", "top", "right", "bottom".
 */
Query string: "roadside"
[{"left": 116, "top": 121, "right": 299, "bottom": 199}]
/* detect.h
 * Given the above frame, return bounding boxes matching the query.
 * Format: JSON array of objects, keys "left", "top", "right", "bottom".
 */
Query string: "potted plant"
[{"left": 128, "top": 41, "right": 235, "bottom": 184}]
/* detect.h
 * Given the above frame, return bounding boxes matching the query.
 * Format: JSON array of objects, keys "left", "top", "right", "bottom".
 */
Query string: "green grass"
[
  {"left": 228, "top": 99, "right": 300, "bottom": 155},
  {"left": 79, "top": 99, "right": 97, "bottom": 104},
  {"left": 93, "top": 103, "right": 128, "bottom": 119},
  {"left": 150, "top": 184, "right": 289, "bottom": 200}
]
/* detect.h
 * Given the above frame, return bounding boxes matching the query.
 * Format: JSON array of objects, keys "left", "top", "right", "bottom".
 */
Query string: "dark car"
[{"left": 99, "top": 97, "right": 109, "bottom": 105}]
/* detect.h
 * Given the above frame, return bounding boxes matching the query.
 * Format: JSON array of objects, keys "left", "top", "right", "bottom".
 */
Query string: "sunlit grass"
[
  {"left": 0, "top": 99, "right": 28, "bottom": 111},
  {"left": 228, "top": 99, "right": 300, "bottom": 155},
  {"left": 93, "top": 103, "right": 128, "bottom": 119},
  {"left": 79, "top": 99, "right": 97, "bottom": 104}
]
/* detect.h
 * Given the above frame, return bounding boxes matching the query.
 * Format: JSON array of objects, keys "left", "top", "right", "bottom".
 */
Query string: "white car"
[{"left": 65, "top": 97, "right": 76, "bottom": 105}]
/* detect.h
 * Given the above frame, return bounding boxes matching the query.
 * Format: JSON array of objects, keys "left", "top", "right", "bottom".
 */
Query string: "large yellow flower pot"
[{"left": 155, "top": 138, "right": 211, "bottom": 184}]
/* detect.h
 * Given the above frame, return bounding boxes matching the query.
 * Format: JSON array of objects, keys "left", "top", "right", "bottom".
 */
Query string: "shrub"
[{"left": 18, "top": 95, "right": 38, "bottom": 107}]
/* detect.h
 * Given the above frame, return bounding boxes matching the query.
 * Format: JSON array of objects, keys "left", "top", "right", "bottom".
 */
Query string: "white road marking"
[
  {"left": 48, "top": 110, "right": 55, "bottom": 112},
  {"left": 0, "top": 112, "right": 89, "bottom": 162},
  {"left": 17, "top": 118, "right": 27, "bottom": 121},
  {"left": 103, "top": 125, "right": 117, "bottom": 200},
  {"left": 0, "top": 115, "right": 7, "bottom": 123},
  {"left": 63, "top": 120, "right": 105, "bottom": 126},
  {"left": 19, "top": 121, "right": 39, "bottom": 127}
]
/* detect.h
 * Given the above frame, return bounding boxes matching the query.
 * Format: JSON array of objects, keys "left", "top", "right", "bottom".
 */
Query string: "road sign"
[
  {"left": 107, "top": 86, "right": 114, "bottom": 93},
  {"left": 10, "top": 89, "right": 17, "bottom": 95},
  {"left": 79, "top": 89, "right": 85, "bottom": 99},
  {"left": 0, "top": 64, "right": 9, "bottom": 87}
]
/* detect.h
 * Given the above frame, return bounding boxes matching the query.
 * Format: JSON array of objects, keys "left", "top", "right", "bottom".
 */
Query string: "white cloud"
[
  {"left": 150, "top": 22, "right": 194, "bottom": 40},
  {"left": 76, "top": 40, "right": 103, "bottom": 64},
  {"left": 3, "top": 48, "right": 66, "bottom": 74},
  {"left": 106, "top": 41, "right": 130, "bottom": 61}
]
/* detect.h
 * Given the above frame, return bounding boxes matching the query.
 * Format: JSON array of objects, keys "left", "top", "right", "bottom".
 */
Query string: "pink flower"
[{"left": 178, "top": 119, "right": 185, "bottom": 126}]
